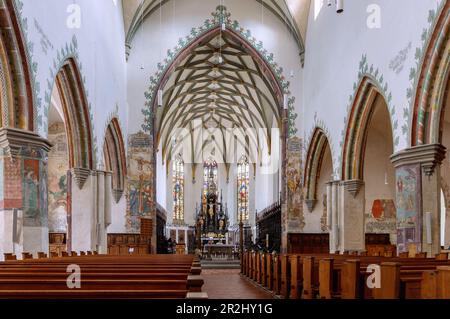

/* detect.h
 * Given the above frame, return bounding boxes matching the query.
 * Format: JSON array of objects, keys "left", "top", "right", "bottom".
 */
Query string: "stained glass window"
[
  {"left": 237, "top": 155, "right": 249, "bottom": 221},
  {"left": 172, "top": 154, "right": 184, "bottom": 222},
  {"left": 203, "top": 158, "right": 218, "bottom": 202}
]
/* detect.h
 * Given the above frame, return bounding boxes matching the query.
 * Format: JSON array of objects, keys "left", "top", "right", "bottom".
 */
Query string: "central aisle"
[{"left": 201, "top": 269, "right": 273, "bottom": 299}]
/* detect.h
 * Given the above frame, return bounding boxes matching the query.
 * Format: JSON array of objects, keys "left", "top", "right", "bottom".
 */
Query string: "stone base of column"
[{"left": 338, "top": 180, "right": 365, "bottom": 253}]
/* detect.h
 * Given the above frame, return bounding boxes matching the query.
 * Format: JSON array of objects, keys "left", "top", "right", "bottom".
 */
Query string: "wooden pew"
[
  {"left": 280, "top": 255, "right": 290, "bottom": 298},
  {"left": 289, "top": 255, "right": 302, "bottom": 299},
  {"left": 273, "top": 253, "right": 281, "bottom": 295},
  {"left": 302, "top": 256, "right": 317, "bottom": 299},
  {"left": 266, "top": 253, "right": 273, "bottom": 291},
  {"left": 0, "top": 254, "right": 203, "bottom": 299},
  {"left": 260, "top": 253, "right": 266, "bottom": 286},
  {"left": 255, "top": 252, "right": 261, "bottom": 284}
]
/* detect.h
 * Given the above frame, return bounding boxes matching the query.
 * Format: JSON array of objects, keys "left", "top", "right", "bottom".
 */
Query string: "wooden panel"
[
  {"left": 288, "top": 234, "right": 330, "bottom": 254},
  {"left": 141, "top": 218, "right": 153, "bottom": 237},
  {"left": 107, "top": 234, "right": 151, "bottom": 256}
]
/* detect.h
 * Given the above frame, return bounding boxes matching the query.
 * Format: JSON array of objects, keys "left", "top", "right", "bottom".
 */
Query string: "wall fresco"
[
  {"left": 286, "top": 137, "right": 304, "bottom": 231},
  {"left": 126, "top": 132, "right": 154, "bottom": 233},
  {"left": 365, "top": 199, "right": 397, "bottom": 244},
  {"left": 396, "top": 165, "right": 422, "bottom": 253},
  {"left": 19, "top": 147, "right": 48, "bottom": 228},
  {"left": 48, "top": 122, "right": 68, "bottom": 233}
]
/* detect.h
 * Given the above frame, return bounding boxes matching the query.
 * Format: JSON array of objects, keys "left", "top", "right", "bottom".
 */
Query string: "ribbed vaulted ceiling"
[{"left": 157, "top": 30, "right": 281, "bottom": 164}]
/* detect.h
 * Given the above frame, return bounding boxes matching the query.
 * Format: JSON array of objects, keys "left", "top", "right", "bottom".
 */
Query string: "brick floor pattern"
[{"left": 201, "top": 269, "right": 273, "bottom": 299}]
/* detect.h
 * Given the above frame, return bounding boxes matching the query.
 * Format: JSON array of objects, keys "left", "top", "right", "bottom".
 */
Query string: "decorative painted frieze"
[{"left": 404, "top": 1, "right": 446, "bottom": 138}]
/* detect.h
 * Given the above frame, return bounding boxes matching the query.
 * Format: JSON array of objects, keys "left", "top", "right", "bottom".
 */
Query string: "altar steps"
[{"left": 200, "top": 259, "right": 240, "bottom": 269}]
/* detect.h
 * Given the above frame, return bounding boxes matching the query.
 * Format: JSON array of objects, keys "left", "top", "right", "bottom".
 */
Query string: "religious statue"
[{"left": 208, "top": 205, "right": 214, "bottom": 218}]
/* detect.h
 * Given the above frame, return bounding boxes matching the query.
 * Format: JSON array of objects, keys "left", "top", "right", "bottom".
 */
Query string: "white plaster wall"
[
  {"left": 302, "top": 0, "right": 444, "bottom": 176},
  {"left": 127, "top": 0, "right": 302, "bottom": 135},
  {"left": 107, "top": 197, "right": 127, "bottom": 233},
  {"left": 19, "top": 0, "right": 128, "bottom": 160},
  {"left": 363, "top": 99, "right": 396, "bottom": 214},
  {"left": 18, "top": 0, "right": 129, "bottom": 239},
  {"left": 71, "top": 175, "right": 94, "bottom": 252}
]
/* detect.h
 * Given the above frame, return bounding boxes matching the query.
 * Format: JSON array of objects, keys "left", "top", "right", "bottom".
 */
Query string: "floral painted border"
[
  {"left": 337, "top": 54, "right": 399, "bottom": 177},
  {"left": 404, "top": 0, "right": 446, "bottom": 140},
  {"left": 287, "top": 97, "right": 298, "bottom": 137},
  {"left": 141, "top": 5, "right": 298, "bottom": 136}
]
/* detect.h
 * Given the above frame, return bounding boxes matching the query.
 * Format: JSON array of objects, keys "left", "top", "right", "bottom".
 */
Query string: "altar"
[
  {"left": 194, "top": 162, "right": 231, "bottom": 259},
  {"left": 203, "top": 244, "right": 237, "bottom": 260}
]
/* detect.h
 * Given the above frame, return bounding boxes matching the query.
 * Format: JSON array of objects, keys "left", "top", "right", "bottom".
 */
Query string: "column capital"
[
  {"left": 0, "top": 127, "right": 52, "bottom": 157},
  {"left": 71, "top": 167, "right": 92, "bottom": 190},
  {"left": 326, "top": 180, "right": 342, "bottom": 186},
  {"left": 340, "top": 179, "right": 364, "bottom": 197},
  {"left": 390, "top": 144, "right": 446, "bottom": 176},
  {"left": 112, "top": 189, "right": 124, "bottom": 203}
]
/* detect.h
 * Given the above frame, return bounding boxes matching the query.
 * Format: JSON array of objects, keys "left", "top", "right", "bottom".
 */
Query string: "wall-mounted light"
[
  {"left": 325, "top": 0, "right": 344, "bottom": 14},
  {"left": 336, "top": 0, "right": 344, "bottom": 13}
]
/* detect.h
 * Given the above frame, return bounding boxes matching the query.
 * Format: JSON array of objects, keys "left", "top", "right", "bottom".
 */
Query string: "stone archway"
[{"left": 141, "top": 5, "right": 295, "bottom": 252}]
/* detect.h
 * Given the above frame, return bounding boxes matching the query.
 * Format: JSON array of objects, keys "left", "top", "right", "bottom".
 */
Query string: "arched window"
[
  {"left": 237, "top": 156, "right": 249, "bottom": 221},
  {"left": 203, "top": 158, "right": 218, "bottom": 201},
  {"left": 172, "top": 154, "right": 184, "bottom": 222}
]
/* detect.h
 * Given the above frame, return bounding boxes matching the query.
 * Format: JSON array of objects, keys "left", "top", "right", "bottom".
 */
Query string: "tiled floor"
[{"left": 202, "top": 269, "right": 273, "bottom": 299}]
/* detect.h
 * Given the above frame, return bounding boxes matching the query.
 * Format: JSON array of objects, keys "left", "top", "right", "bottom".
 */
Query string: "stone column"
[
  {"left": 391, "top": 144, "right": 446, "bottom": 256},
  {"left": 71, "top": 169, "right": 111, "bottom": 254},
  {"left": 338, "top": 180, "right": 365, "bottom": 253},
  {"left": 71, "top": 169, "right": 94, "bottom": 252},
  {"left": 0, "top": 128, "right": 52, "bottom": 259},
  {"left": 326, "top": 181, "right": 340, "bottom": 253}
]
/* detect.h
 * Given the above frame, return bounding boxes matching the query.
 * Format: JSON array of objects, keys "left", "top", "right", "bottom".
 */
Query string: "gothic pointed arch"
[
  {"left": 341, "top": 76, "right": 395, "bottom": 186},
  {"left": 304, "top": 128, "right": 331, "bottom": 212},
  {"left": 0, "top": 0, "right": 35, "bottom": 131},
  {"left": 141, "top": 6, "right": 293, "bottom": 163},
  {"left": 103, "top": 117, "right": 127, "bottom": 203},
  {"left": 410, "top": 0, "right": 450, "bottom": 146},
  {"left": 55, "top": 58, "right": 94, "bottom": 188}
]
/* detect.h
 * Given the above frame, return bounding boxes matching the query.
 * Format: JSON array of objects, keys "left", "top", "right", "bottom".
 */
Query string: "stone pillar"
[
  {"left": 326, "top": 181, "right": 340, "bottom": 253},
  {"left": 338, "top": 180, "right": 365, "bottom": 253},
  {"left": 391, "top": 144, "right": 446, "bottom": 256},
  {"left": 71, "top": 169, "right": 94, "bottom": 252},
  {"left": 0, "top": 128, "right": 52, "bottom": 259},
  {"left": 71, "top": 169, "right": 111, "bottom": 254}
]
